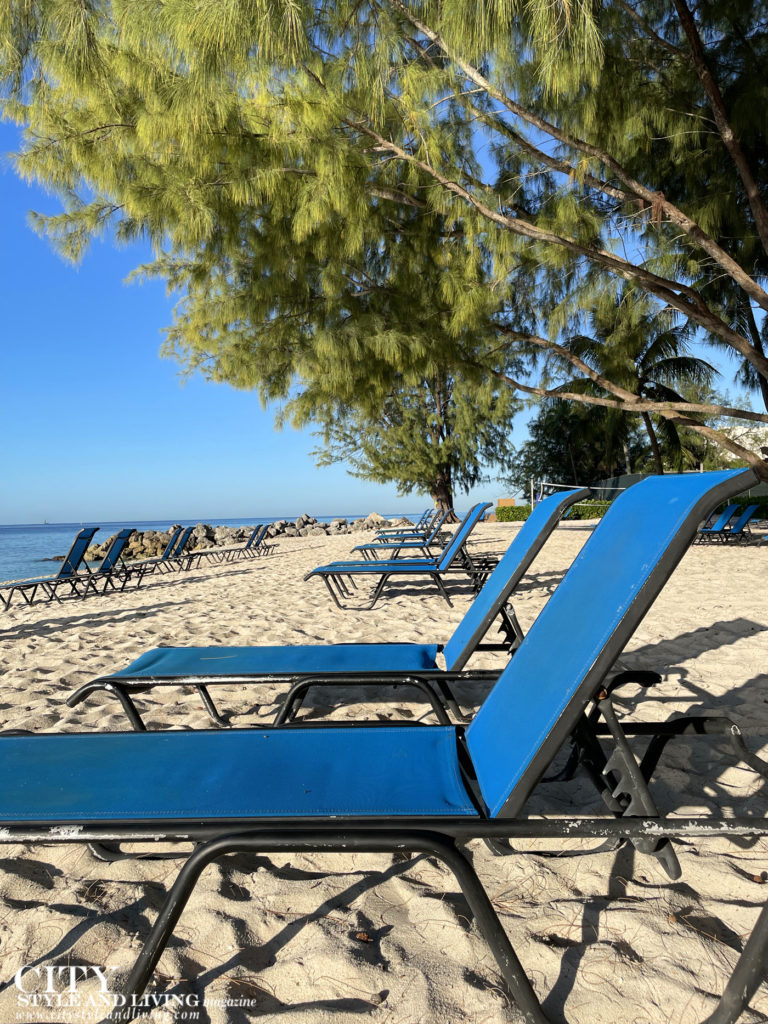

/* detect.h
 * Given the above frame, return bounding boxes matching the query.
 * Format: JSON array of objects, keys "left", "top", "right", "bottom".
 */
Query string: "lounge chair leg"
[
  {"left": 322, "top": 575, "right": 344, "bottom": 609},
  {"left": 103, "top": 831, "right": 551, "bottom": 1024},
  {"left": 433, "top": 574, "right": 453, "bottom": 607},
  {"left": 432, "top": 678, "right": 468, "bottom": 722},
  {"left": 196, "top": 685, "right": 228, "bottom": 727},
  {"left": 426, "top": 835, "right": 551, "bottom": 1024},
  {"left": 66, "top": 682, "right": 147, "bottom": 731},
  {"left": 702, "top": 897, "right": 768, "bottom": 1024}
]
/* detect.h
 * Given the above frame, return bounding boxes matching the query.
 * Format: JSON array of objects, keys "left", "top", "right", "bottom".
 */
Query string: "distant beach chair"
[
  {"left": 305, "top": 502, "right": 492, "bottom": 609},
  {"left": 352, "top": 509, "right": 452, "bottom": 559},
  {"left": 184, "top": 523, "right": 263, "bottom": 569},
  {"left": 695, "top": 502, "right": 738, "bottom": 542},
  {"left": 721, "top": 503, "right": 759, "bottom": 542},
  {"left": 0, "top": 527, "right": 99, "bottom": 611},
  {"left": 68, "top": 489, "right": 590, "bottom": 729},
  {"left": 6, "top": 469, "right": 768, "bottom": 1024},
  {"left": 185, "top": 523, "right": 277, "bottom": 569},
  {"left": 155, "top": 526, "right": 195, "bottom": 573},
  {"left": 373, "top": 508, "right": 443, "bottom": 538},
  {"left": 80, "top": 527, "right": 136, "bottom": 596},
  {"left": 130, "top": 526, "right": 183, "bottom": 581}
]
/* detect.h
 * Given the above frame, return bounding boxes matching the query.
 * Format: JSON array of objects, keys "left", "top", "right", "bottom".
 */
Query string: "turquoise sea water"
[{"left": 0, "top": 513, "right": 419, "bottom": 584}]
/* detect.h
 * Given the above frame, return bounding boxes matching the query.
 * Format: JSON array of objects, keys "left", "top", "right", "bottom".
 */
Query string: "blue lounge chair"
[
  {"left": 158, "top": 525, "right": 195, "bottom": 573},
  {"left": 722, "top": 503, "right": 759, "bottom": 542},
  {"left": 184, "top": 523, "right": 271, "bottom": 568},
  {"left": 696, "top": 502, "right": 738, "bottom": 542},
  {"left": 3, "top": 470, "right": 768, "bottom": 1024},
  {"left": 374, "top": 507, "right": 433, "bottom": 537},
  {"left": 80, "top": 527, "right": 136, "bottom": 595},
  {"left": 0, "top": 527, "right": 99, "bottom": 611},
  {"left": 305, "top": 502, "right": 492, "bottom": 608},
  {"left": 352, "top": 509, "right": 452, "bottom": 559},
  {"left": 130, "top": 526, "right": 183, "bottom": 580},
  {"left": 68, "top": 489, "right": 590, "bottom": 729}
]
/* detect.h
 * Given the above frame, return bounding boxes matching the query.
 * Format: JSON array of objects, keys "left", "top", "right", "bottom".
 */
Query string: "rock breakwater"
[{"left": 80, "top": 513, "right": 414, "bottom": 562}]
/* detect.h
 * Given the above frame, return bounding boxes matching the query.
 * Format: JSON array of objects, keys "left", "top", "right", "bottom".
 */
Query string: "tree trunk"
[
  {"left": 622, "top": 440, "right": 632, "bottom": 476},
  {"left": 744, "top": 301, "right": 768, "bottom": 412},
  {"left": 641, "top": 412, "right": 665, "bottom": 474},
  {"left": 431, "top": 473, "right": 457, "bottom": 521}
]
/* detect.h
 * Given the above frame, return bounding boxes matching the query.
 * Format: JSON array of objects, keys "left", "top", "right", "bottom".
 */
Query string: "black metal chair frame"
[
  {"left": 311, "top": 544, "right": 494, "bottom": 610},
  {"left": 127, "top": 526, "right": 183, "bottom": 582},
  {"left": 0, "top": 527, "right": 99, "bottom": 610},
  {"left": 66, "top": 593, "right": 525, "bottom": 729},
  {"left": 7, "top": 697, "right": 768, "bottom": 1024},
  {"left": 357, "top": 509, "right": 452, "bottom": 560}
]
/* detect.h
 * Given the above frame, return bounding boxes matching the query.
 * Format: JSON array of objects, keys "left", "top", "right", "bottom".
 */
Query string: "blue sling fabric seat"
[
  {"left": 5, "top": 469, "right": 768, "bottom": 1024},
  {"left": 67, "top": 489, "right": 590, "bottom": 728},
  {"left": 1, "top": 726, "right": 476, "bottom": 822},
  {"left": 0, "top": 527, "right": 99, "bottom": 611},
  {"left": 305, "top": 501, "right": 492, "bottom": 608}
]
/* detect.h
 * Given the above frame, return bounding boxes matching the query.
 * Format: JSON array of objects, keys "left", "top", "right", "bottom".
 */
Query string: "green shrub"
[
  {"left": 496, "top": 498, "right": 613, "bottom": 522},
  {"left": 496, "top": 490, "right": 768, "bottom": 527},
  {"left": 566, "top": 499, "right": 612, "bottom": 520},
  {"left": 495, "top": 504, "right": 532, "bottom": 521}
]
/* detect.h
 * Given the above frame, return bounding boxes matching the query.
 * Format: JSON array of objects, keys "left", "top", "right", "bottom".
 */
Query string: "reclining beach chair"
[
  {"left": 0, "top": 527, "right": 98, "bottom": 611},
  {"left": 305, "top": 502, "right": 492, "bottom": 608},
  {"left": 695, "top": 503, "right": 738, "bottom": 542},
  {"left": 79, "top": 528, "right": 136, "bottom": 596},
  {"left": 183, "top": 523, "right": 269, "bottom": 569},
  {"left": 130, "top": 526, "right": 183, "bottom": 580},
  {"left": 68, "top": 489, "right": 590, "bottom": 729},
  {"left": 241, "top": 522, "right": 277, "bottom": 558},
  {"left": 722, "top": 503, "right": 759, "bottom": 542},
  {"left": 374, "top": 507, "right": 430, "bottom": 535},
  {"left": 3, "top": 469, "right": 768, "bottom": 1024},
  {"left": 352, "top": 509, "right": 452, "bottom": 559},
  {"left": 153, "top": 525, "right": 195, "bottom": 573}
]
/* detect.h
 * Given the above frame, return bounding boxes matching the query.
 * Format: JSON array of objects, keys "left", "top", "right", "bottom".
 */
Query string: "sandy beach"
[{"left": 1, "top": 522, "right": 768, "bottom": 1023}]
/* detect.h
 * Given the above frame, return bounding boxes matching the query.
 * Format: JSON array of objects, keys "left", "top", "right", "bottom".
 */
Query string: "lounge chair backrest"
[
  {"left": 244, "top": 524, "right": 264, "bottom": 549},
  {"left": 56, "top": 527, "right": 99, "bottom": 579},
  {"left": 97, "top": 529, "right": 134, "bottom": 571},
  {"left": 702, "top": 503, "right": 737, "bottom": 532},
  {"left": 443, "top": 489, "right": 590, "bottom": 671},
  {"left": 436, "top": 503, "right": 492, "bottom": 571},
  {"left": 251, "top": 524, "right": 270, "bottom": 549},
  {"left": 424, "top": 509, "right": 451, "bottom": 543},
  {"left": 465, "top": 469, "right": 757, "bottom": 819},
  {"left": 159, "top": 527, "right": 183, "bottom": 561},
  {"left": 727, "top": 504, "right": 758, "bottom": 535},
  {"left": 172, "top": 527, "right": 194, "bottom": 557}
]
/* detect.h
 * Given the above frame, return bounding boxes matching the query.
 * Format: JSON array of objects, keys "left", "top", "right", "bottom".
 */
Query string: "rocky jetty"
[{"left": 82, "top": 513, "right": 414, "bottom": 562}]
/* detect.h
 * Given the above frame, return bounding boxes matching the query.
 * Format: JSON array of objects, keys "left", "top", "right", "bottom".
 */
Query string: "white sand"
[{"left": 1, "top": 524, "right": 767, "bottom": 1023}]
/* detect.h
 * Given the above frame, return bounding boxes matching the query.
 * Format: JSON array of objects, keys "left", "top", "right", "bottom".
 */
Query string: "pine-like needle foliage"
[{"left": 2, "top": 0, "right": 768, "bottom": 477}]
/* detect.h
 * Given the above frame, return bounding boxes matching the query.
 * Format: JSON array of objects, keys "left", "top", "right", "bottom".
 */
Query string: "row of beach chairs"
[
  {"left": 304, "top": 502, "right": 494, "bottom": 608},
  {"left": 696, "top": 502, "right": 762, "bottom": 542},
  {"left": 0, "top": 521, "right": 276, "bottom": 612},
  {"left": 4, "top": 469, "right": 768, "bottom": 1023}
]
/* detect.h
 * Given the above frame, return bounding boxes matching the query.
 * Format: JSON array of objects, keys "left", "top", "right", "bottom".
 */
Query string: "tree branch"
[
  {"left": 672, "top": 0, "right": 768, "bottom": 256},
  {"left": 386, "top": 0, "right": 768, "bottom": 314}
]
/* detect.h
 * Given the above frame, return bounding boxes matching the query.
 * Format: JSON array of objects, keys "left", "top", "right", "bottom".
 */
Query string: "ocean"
[{"left": 0, "top": 513, "right": 420, "bottom": 584}]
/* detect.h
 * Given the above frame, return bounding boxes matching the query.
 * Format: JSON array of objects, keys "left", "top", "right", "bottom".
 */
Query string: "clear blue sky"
[{"left": 0, "top": 122, "right": 509, "bottom": 524}]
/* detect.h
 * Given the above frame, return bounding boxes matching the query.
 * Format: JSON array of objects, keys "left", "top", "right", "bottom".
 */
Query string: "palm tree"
[{"left": 558, "top": 291, "right": 717, "bottom": 474}]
